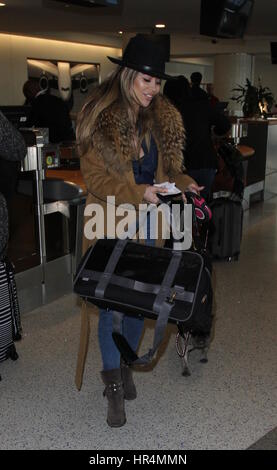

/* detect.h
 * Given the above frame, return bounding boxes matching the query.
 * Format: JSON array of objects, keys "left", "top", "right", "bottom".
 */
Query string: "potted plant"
[{"left": 231, "top": 78, "right": 274, "bottom": 118}]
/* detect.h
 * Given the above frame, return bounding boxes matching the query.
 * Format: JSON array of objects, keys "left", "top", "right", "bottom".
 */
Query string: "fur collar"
[{"left": 91, "top": 94, "right": 185, "bottom": 176}]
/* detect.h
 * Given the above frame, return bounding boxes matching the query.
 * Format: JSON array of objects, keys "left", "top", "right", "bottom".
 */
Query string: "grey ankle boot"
[
  {"left": 101, "top": 368, "right": 126, "bottom": 427},
  {"left": 121, "top": 361, "right": 137, "bottom": 400}
]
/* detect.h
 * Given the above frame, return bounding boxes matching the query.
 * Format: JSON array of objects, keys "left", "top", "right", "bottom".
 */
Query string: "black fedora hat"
[{"left": 108, "top": 34, "right": 173, "bottom": 80}]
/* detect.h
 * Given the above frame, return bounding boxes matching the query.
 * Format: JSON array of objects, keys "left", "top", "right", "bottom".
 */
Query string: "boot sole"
[{"left": 107, "top": 418, "right": 126, "bottom": 428}]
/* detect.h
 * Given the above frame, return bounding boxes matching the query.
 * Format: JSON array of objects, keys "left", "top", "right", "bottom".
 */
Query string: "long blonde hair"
[{"left": 76, "top": 66, "right": 157, "bottom": 156}]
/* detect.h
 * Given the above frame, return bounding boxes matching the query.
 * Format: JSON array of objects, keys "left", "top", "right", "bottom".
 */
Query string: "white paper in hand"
[{"left": 154, "top": 182, "right": 182, "bottom": 195}]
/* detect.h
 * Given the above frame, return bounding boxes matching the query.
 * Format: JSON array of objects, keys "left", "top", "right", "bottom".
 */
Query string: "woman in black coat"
[
  {"left": 0, "top": 111, "right": 27, "bottom": 216},
  {"left": 164, "top": 76, "right": 231, "bottom": 200}
]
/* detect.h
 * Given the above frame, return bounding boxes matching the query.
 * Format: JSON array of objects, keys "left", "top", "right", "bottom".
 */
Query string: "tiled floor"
[{"left": 0, "top": 197, "right": 276, "bottom": 450}]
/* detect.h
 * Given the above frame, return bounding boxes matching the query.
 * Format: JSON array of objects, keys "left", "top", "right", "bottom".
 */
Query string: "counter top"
[
  {"left": 46, "top": 169, "right": 87, "bottom": 194},
  {"left": 230, "top": 116, "right": 277, "bottom": 125},
  {"left": 266, "top": 118, "right": 277, "bottom": 125}
]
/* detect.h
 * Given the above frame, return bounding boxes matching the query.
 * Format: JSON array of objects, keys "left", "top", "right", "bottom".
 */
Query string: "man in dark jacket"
[
  {"left": 182, "top": 99, "right": 230, "bottom": 200},
  {"left": 190, "top": 72, "right": 209, "bottom": 102},
  {"left": 23, "top": 79, "right": 75, "bottom": 144},
  {"left": 164, "top": 75, "right": 231, "bottom": 200}
]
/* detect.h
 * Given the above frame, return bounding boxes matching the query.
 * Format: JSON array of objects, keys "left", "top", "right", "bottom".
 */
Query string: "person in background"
[
  {"left": 22, "top": 79, "right": 75, "bottom": 144},
  {"left": 0, "top": 111, "right": 26, "bottom": 162},
  {"left": 164, "top": 75, "right": 231, "bottom": 201},
  {"left": 190, "top": 71, "right": 209, "bottom": 101},
  {"left": 0, "top": 113, "right": 24, "bottom": 361},
  {"left": 0, "top": 111, "right": 27, "bottom": 217},
  {"left": 206, "top": 83, "right": 220, "bottom": 108},
  {"left": 76, "top": 34, "right": 201, "bottom": 428}
]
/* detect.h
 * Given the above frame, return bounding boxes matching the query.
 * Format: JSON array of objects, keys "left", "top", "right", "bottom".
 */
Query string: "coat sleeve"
[
  {"left": 172, "top": 172, "right": 196, "bottom": 193},
  {"left": 0, "top": 111, "right": 27, "bottom": 161},
  {"left": 80, "top": 149, "right": 148, "bottom": 209}
]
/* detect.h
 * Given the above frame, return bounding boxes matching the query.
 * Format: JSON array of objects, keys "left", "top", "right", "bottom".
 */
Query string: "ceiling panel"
[{"left": 0, "top": 0, "right": 276, "bottom": 51}]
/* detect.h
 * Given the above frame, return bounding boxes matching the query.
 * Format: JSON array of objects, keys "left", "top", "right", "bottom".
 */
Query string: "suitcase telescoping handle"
[{"left": 112, "top": 250, "right": 183, "bottom": 366}]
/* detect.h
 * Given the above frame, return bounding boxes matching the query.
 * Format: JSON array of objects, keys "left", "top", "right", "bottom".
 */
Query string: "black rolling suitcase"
[
  {"left": 74, "top": 238, "right": 213, "bottom": 366},
  {"left": 208, "top": 197, "right": 243, "bottom": 261},
  {"left": 209, "top": 141, "right": 244, "bottom": 261}
]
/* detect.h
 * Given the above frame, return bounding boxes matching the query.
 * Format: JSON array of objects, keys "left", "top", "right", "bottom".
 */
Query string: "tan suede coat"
[{"left": 80, "top": 94, "right": 194, "bottom": 253}]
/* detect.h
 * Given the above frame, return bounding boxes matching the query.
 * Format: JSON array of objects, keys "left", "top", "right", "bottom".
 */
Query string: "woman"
[{"left": 76, "top": 34, "right": 201, "bottom": 428}]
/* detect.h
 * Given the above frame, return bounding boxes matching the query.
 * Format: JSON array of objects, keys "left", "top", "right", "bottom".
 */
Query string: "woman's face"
[{"left": 132, "top": 72, "right": 161, "bottom": 108}]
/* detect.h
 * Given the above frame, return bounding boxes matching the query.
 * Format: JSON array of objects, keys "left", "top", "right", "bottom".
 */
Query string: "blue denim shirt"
[{"left": 132, "top": 134, "right": 158, "bottom": 185}]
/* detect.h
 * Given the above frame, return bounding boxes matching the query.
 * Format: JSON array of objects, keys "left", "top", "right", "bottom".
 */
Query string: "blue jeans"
[
  {"left": 187, "top": 169, "right": 216, "bottom": 201},
  {"left": 98, "top": 215, "right": 155, "bottom": 371}
]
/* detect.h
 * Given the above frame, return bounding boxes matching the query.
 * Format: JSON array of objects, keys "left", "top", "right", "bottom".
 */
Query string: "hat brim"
[{"left": 107, "top": 56, "right": 174, "bottom": 80}]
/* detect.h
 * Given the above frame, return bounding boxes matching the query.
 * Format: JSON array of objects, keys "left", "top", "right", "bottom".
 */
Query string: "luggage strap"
[
  {"left": 112, "top": 250, "right": 183, "bottom": 365},
  {"left": 94, "top": 239, "right": 128, "bottom": 298},
  {"left": 81, "top": 270, "right": 194, "bottom": 303}
]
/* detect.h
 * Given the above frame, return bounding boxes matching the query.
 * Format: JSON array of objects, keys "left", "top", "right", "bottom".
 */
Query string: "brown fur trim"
[
  {"left": 89, "top": 94, "right": 186, "bottom": 175},
  {"left": 152, "top": 96, "right": 185, "bottom": 177}
]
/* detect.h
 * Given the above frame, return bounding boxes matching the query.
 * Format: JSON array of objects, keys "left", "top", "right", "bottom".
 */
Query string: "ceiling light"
[
  {"left": 0, "top": 3, "right": 6, "bottom": 6},
  {"left": 118, "top": 31, "right": 123, "bottom": 34},
  {"left": 155, "top": 24, "right": 166, "bottom": 29}
]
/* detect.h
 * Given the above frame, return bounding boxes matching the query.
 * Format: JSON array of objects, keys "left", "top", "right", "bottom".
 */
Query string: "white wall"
[
  {"left": 213, "top": 53, "right": 255, "bottom": 114},
  {"left": 0, "top": 33, "right": 121, "bottom": 106},
  {"left": 170, "top": 35, "right": 277, "bottom": 57},
  {"left": 165, "top": 60, "right": 213, "bottom": 84}
]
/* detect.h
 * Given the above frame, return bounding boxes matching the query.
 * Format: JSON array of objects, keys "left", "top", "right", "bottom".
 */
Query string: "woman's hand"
[
  {"left": 182, "top": 183, "right": 204, "bottom": 203},
  {"left": 143, "top": 185, "right": 168, "bottom": 204}
]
